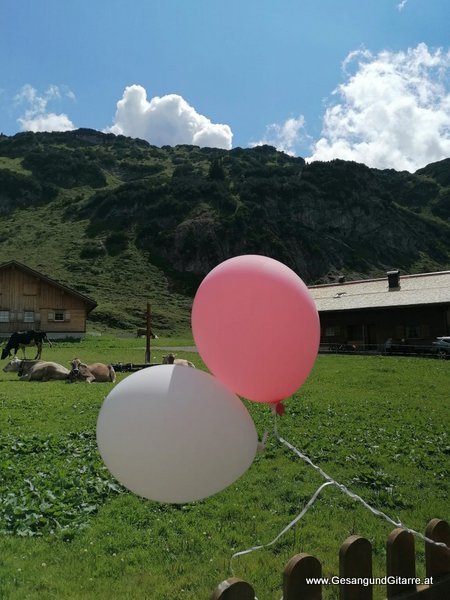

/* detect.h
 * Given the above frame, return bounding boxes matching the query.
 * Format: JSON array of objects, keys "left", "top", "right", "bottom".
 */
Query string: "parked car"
[
  {"left": 384, "top": 338, "right": 425, "bottom": 355},
  {"left": 384, "top": 338, "right": 434, "bottom": 357},
  {"left": 432, "top": 336, "right": 450, "bottom": 359}
]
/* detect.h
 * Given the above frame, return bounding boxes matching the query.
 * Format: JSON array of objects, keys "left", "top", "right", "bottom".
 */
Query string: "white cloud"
[
  {"left": 250, "top": 115, "right": 309, "bottom": 155},
  {"left": 105, "top": 85, "right": 232, "bottom": 149},
  {"left": 15, "top": 84, "right": 75, "bottom": 132},
  {"left": 307, "top": 43, "right": 450, "bottom": 172},
  {"left": 397, "top": 0, "right": 408, "bottom": 11},
  {"left": 18, "top": 112, "right": 75, "bottom": 133}
]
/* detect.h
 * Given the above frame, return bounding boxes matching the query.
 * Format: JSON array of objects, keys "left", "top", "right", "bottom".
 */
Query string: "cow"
[
  {"left": 162, "top": 353, "right": 196, "bottom": 368},
  {"left": 67, "top": 358, "right": 116, "bottom": 383},
  {"left": 3, "top": 357, "right": 41, "bottom": 376},
  {"left": 1, "top": 330, "right": 52, "bottom": 360},
  {"left": 136, "top": 328, "right": 158, "bottom": 339},
  {"left": 3, "top": 357, "right": 69, "bottom": 381}
]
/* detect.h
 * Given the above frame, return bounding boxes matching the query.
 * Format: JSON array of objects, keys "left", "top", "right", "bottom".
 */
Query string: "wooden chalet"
[
  {"left": 0, "top": 260, "right": 97, "bottom": 338},
  {"left": 309, "top": 270, "right": 450, "bottom": 351}
]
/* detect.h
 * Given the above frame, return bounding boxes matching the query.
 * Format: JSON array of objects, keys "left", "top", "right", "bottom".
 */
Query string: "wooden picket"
[{"left": 210, "top": 519, "right": 450, "bottom": 600}]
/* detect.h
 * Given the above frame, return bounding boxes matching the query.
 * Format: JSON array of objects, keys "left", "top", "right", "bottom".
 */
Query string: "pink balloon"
[{"left": 192, "top": 255, "right": 320, "bottom": 403}]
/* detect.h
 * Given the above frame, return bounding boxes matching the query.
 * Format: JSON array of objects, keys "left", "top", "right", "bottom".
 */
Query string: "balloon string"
[
  {"left": 230, "top": 481, "right": 333, "bottom": 575},
  {"left": 273, "top": 414, "right": 449, "bottom": 550},
  {"left": 229, "top": 413, "right": 449, "bottom": 583}
]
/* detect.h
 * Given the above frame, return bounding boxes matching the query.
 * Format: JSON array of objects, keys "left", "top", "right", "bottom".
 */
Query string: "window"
[
  {"left": 48, "top": 310, "right": 70, "bottom": 322},
  {"left": 325, "top": 326, "right": 340, "bottom": 337},
  {"left": 405, "top": 324, "right": 420, "bottom": 338},
  {"left": 23, "top": 311, "right": 35, "bottom": 323},
  {"left": 0, "top": 310, "right": 10, "bottom": 322}
]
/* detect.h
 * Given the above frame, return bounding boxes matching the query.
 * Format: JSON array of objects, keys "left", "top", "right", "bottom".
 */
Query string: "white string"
[
  {"left": 273, "top": 415, "right": 449, "bottom": 550},
  {"left": 230, "top": 413, "right": 449, "bottom": 584},
  {"left": 230, "top": 481, "right": 333, "bottom": 575}
]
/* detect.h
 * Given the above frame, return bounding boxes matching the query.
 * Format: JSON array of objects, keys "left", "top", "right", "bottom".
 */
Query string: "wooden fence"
[{"left": 211, "top": 519, "right": 450, "bottom": 600}]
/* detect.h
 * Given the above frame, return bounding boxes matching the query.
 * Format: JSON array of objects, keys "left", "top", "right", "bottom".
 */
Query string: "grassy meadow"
[{"left": 0, "top": 336, "right": 449, "bottom": 599}]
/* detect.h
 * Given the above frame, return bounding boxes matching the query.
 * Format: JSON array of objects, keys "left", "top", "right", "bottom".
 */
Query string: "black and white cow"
[{"left": 1, "top": 330, "right": 52, "bottom": 360}]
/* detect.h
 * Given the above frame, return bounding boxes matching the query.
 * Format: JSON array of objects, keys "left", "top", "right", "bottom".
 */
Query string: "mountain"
[{"left": 0, "top": 129, "right": 449, "bottom": 334}]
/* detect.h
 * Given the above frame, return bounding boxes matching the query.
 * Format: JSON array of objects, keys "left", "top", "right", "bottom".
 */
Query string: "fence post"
[
  {"left": 209, "top": 519, "right": 450, "bottom": 600},
  {"left": 339, "top": 535, "right": 372, "bottom": 600},
  {"left": 283, "top": 553, "right": 322, "bottom": 600},
  {"left": 386, "top": 528, "right": 416, "bottom": 598},
  {"left": 425, "top": 519, "right": 450, "bottom": 580},
  {"left": 144, "top": 302, "right": 151, "bottom": 364},
  {"left": 210, "top": 577, "right": 255, "bottom": 600}
]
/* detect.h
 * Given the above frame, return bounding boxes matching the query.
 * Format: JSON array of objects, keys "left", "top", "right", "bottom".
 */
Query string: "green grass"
[
  {"left": 0, "top": 339, "right": 449, "bottom": 599},
  {"left": 0, "top": 193, "right": 194, "bottom": 336},
  {"left": 0, "top": 158, "right": 31, "bottom": 175}
]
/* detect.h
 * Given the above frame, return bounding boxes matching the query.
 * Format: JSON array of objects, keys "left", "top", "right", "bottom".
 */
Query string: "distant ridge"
[{"left": 0, "top": 129, "right": 449, "bottom": 333}]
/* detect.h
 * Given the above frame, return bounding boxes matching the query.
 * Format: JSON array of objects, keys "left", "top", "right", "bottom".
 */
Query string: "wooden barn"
[
  {"left": 0, "top": 260, "right": 97, "bottom": 339},
  {"left": 309, "top": 270, "right": 450, "bottom": 351}
]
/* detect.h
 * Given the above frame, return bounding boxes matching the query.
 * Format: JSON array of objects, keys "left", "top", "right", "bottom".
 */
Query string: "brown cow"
[
  {"left": 67, "top": 357, "right": 116, "bottom": 383},
  {"left": 162, "top": 353, "right": 196, "bottom": 368}
]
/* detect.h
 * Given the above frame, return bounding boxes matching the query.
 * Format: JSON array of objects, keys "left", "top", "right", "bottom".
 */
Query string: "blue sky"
[{"left": 1, "top": 0, "right": 449, "bottom": 171}]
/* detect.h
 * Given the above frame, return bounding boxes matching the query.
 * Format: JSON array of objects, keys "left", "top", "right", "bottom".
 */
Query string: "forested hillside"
[{"left": 0, "top": 129, "right": 449, "bottom": 333}]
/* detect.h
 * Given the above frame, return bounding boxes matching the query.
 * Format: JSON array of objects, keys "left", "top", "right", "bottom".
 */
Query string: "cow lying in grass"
[
  {"left": 67, "top": 358, "right": 116, "bottom": 383},
  {"left": 162, "top": 353, "right": 196, "bottom": 368},
  {"left": 3, "top": 357, "right": 69, "bottom": 381},
  {"left": 2, "top": 357, "right": 39, "bottom": 375}
]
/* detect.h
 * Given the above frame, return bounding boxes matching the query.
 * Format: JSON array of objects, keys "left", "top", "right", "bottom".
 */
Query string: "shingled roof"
[{"left": 309, "top": 270, "right": 450, "bottom": 312}]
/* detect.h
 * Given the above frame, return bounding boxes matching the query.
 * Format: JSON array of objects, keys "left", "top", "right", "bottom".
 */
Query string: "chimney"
[{"left": 387, "top": 270, "right": 400, "bottom": 290}]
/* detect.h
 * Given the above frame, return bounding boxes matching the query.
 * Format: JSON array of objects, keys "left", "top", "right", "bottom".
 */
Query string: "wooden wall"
[
  {"left": 319, "top": 304, "right": 450, "bottom": 348},
  {"left": 0, "top": 266, "right": 89, "bottom": 334}
]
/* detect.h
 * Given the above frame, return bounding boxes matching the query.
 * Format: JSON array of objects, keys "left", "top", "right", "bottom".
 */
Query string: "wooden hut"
[
  {"left": 0, "top": 260, "right": 97, "bottom": 339},
  {"left": 309, "top": 270, "right": 450, "bottom": 351}
]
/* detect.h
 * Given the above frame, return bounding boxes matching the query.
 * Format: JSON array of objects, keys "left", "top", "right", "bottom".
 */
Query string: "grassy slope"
[
  {"left": 0, "top": 185, "right": 193, "bottom": 335},
  {"left": 0, "top": 339, "right": 449, "bottom": 599},
  {"left": 1, "top": 138, "right": 450, "bottom": 338}
]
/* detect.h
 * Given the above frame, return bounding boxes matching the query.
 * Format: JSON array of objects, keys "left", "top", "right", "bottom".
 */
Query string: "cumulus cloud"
[
  {"left": 307, "top": 43, "right": 450, "bottom": 172},
  {"left": 19, "top": 112, "right": 75, "bottom": 132},
  {"left": 250, "top": 115, "right": 309, "bottom": 155},
  {"left": 106, "top": 85, "right": 233, "bottom": 149},
  {"left": 15, "top": 84, "right": 76, "bottom": 132}
]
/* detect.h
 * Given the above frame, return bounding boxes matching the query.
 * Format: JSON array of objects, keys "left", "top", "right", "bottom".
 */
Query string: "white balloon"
[{"left": 96, "top": 365, "right": 258, "bottom": 503}]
